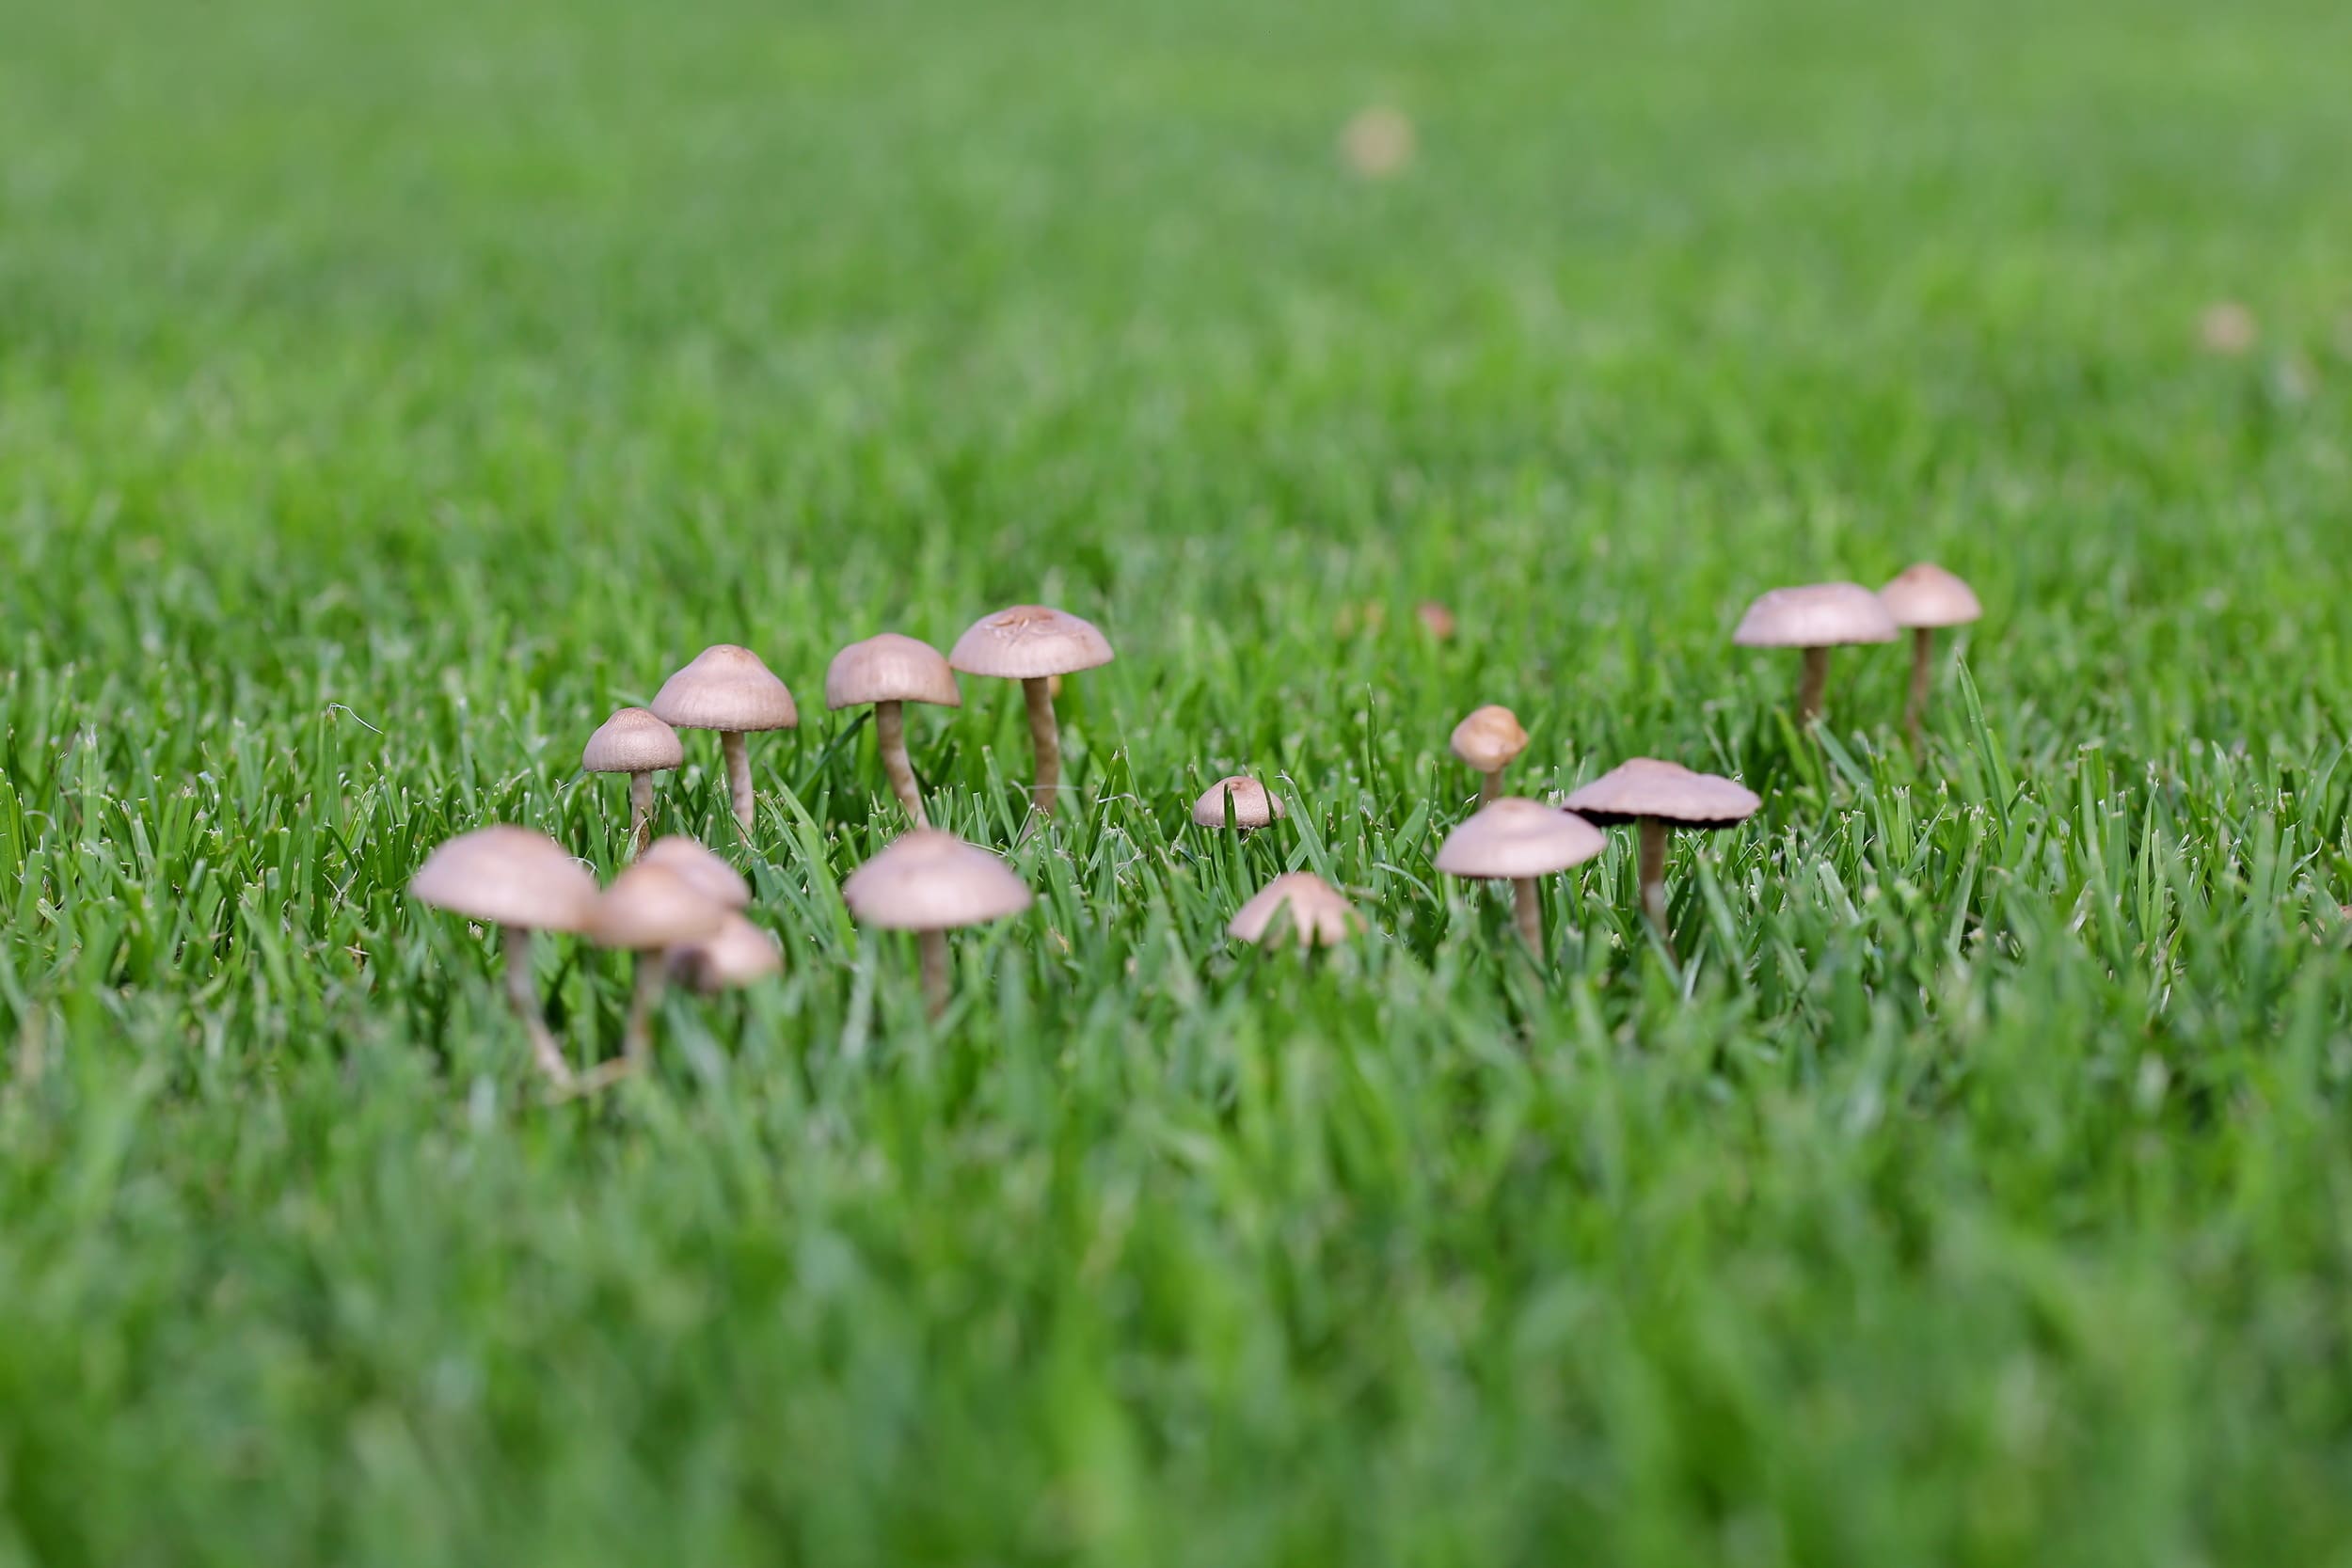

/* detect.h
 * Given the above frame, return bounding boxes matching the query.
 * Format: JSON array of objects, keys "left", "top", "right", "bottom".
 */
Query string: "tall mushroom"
[
  {"left": 639, "top": 834, "right": 752, "bottom": 911},
  {"left": 582, "top": 861, "right": 729, "bottom": 1081},
  {"left": 825, "top": 634, "right": 961, "bottom": 827},
  {"left": 1190, "top": 775, "right": 1286, "bottom": 832},
  {"left": 1450, "top": 705, "right": 1530, "bottom": 803},
  {"left": 1732, "top": 584, "right": 1899, "bottom": 727},
  {"left": 1433, "top": 798, "right": 1606, "bottom": 957},
  {"left": 841, "top": 830, "right": 1033, "bottom": 1019},
  {"left": 1563, "top": 758, "right": 1761, "bottom": 954},
  {"left": 649, "top": 644, "right": 798, "bottom": 836},
  {"left": 1228, "top": 871, "right": 1362, "bottom": 950},
  {"left": 1879, "top": 564, "right": 1983, "bottom": 747},
  {"left": 582, "top": 707, "right": 683, "bottom": 858},
  {"left": 948, "top": 606, "right": 1114, "bottom": 818},
  {"left": 407, "top": 826, "right": 600, "bottom": 1087}
]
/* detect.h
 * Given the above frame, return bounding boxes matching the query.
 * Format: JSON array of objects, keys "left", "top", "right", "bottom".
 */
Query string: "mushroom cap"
[
  {"left": 1228, "top": 872, "right": 1363, "bottom": 949},
  {"left": 841, "top": 830, "right": 1033, "bottom": 932},
  {"left": 948, "top": 606, "right": 1115, "bottom": 681},
  {"left": 1732, "top": 584, "right": 1900, "bottom": 649},
  {"left": 1191, "top": 775, "right": 1286, "bottom": 830},
  {"left": 1450, "top": 705, "right": 1530, "bottom": 771},
  {"left": 582, "top": 707, "right": 684, "bottom": 774},
  {"left": 1434, "top": 798, "right": 1608, "bottom": 879},
  {"left": 672, "top": 912, "right": 782, "bottom": 993},
  {"left": 650, "top": 644, "right": 799, "bottom": 733},
  {"left": 408, "top": 827, "right": 601, "bottom": 933},
  {"left": 639, "top": 835, "right": 753, "bottom": 911},
  {"left": 824, "top": 633, "right": 962, "bottom": 710},
  {"left": 1562, "top": 758, "right": 1762, "bottom": 829},
  {"left": 1879, "top": 563, "right": 1983, "bottom": 629},
  {"left": 586, "top": 862, "right": 731, "bottom": 951}
]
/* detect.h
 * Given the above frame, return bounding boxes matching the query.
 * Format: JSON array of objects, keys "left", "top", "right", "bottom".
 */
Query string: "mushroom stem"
[
  {"left": 502, "top": 926, "right": 572, "bottom": 1087},
  {"left": 1480, "top": 768, "right": 1502, "bottom": 804},
  {"left": 1797, "top": 646, "right": 1830, "bottom": 727},
  {"left": 918, "top": 928, "right": 949, "bottom": 1019},
  {"left": 1638, "top": 816, "right": 1670, "bottom": 941},
  {"left": 628, "top": 771, "right": 655, "bottom": 858},
  {"left": 1022, "top": 676, "right": 1061, "bottom": 817},
  {"left": 876, "top": 699, "right": 927, "bottom": 827},
  {"left": 622, "top": 954, "right": 666, "bottom": 1069},
  {"left": 1511, "top": 877, "right": 1542, "bottom": 956},
  {"left": 721, "top": 730, "right": 755, "bottom": 834},
  {"left": 1905, "top": 626, "right": 1935, "bottom": 750}
]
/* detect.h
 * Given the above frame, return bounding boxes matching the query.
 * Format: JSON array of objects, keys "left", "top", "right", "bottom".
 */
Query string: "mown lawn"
[{"left": 3, "top": 0, "right": 2350, "bottom": 1561}]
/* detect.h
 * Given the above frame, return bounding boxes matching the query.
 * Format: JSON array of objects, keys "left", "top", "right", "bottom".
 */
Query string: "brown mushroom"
[
  {"left": 1228, "top": 872, "right": 1363, "bottom": 950},
  {"left": 671, "top": 912, "right": 783, "bottom": 994},
  {"left": 1433, "top": 798, "right": 1606, "bottom": 956},
  {"left": 1879, "top": 564, "right": 1983, "bottom": 747},
  {"left": 1732, "top": 584, "right": 1899, "bottom": 726},
  {"left": 408, "top": 826, "right": 600, "bottom": 1086},
  {"left": 841, "top": 830, "right": 1033, "bottom": 1018},
  {"left": 947, "top": 606, "right": 1113, "bottom": 818},
  {"left": 649, "top": 645, "right": 798, "bottom": 836},
  {"left": 638, "top": 835, "right": 752, "bottom": 911},
  {"left": 1563, "top": 758, "right": 1760, "bottom": 953},
  {"left": 1190, "top": 775, "right": 1286, "bottom": 832},
  {"left": 582, "top": 707, "right": 683, "bottom": 858},
  {"left": 825, "top": 634, "right": 961, "bottom": 827},
  {"left": 583, "top": 862, "right": 729, "bottom": 1079},
  {"left": 1449, "top": 705, "right": 1530, "bottom": 803}
]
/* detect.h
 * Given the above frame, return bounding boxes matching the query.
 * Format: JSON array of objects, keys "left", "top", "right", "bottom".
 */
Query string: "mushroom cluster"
[{"left": 1735, "top": 563, "right": 1984, "bottom": 736}]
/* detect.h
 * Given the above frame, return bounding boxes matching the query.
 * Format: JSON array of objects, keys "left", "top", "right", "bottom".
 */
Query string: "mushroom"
[
  {"left": 638, "top": 834, "right": 752, "bottom": 911},
  {"left": 1449, "top": 705, "right": 1530, "bottom": 803},
  {"left": 1879, "top": 564, "right": 1983, "bottom": 747},
  {"left": 1563, "top": 758, "right": 1760, "bottom": 953},
  {"left": 947, "top": 606, "right": 1114, "bottom": 818},
  {"left": 825, "top": 634, "right": 961, "bottom": 827},
  {"left": 1433, "top": 798, "right": 1606, "bottom": 956},
  {"left": 407, "top": 826, "right": 600, "bottom": 1086},
  {"left": 841, "top": 830, "right": 1033, "bottom": 1018},
  {"left": 582, "top": 861, "right": 730, "bottom": 1080},
  {"left": 649, "top": 644, "right": 798, "bottom": 836},
  {"left": 1731, "top": 584, "right": 1899, "bottom": 727},
  {"left": 581, "top": 707, "right": 683, "bottom": 858},
  {"left": 1228, "top": 872, "right": 1362, "bottom": 950},
  {"left": 671, "top": 912, "right": 782, "bottom": 994},
  {"left": 1190, "top": 775, "right": 1286, "bottom": 832}
]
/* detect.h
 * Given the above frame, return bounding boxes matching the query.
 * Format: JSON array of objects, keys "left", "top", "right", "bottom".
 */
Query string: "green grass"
[{"left": 5, "top": 0, "right": 2352, "bottom": 1560}]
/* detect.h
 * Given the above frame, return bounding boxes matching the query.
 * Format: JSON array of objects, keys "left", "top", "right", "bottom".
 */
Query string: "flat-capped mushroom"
[
  {"left": 1191, "top": 775, "right": 1286, "bottom": 832},
  {"left": 582, "top": 707, "right": 683, "bottom": 858},
  {"left": 408, "top": 826, "right": 599, "bottom": 1086},
  {"left": 841, "top": 830, "right": 1033, "bottom": 1018},
  {"left": 649, "top": 644, "right": 798, "bottom": 836},
  {"left": 583, "top": 862, "right": 729, "bottom": 1079},
  {"left": 948, "top": 606, "right": 1113, "bottom": 818},
  {"left": 639, "top": 834, "right": 752, "bottom": 911},
  {"left": 1433, "top": 797, "right": 1606, "bottom": 956},
  {"left": 1228, "top": 871, "right": 1362, "bottom": 950},
  {"left": 671, "top": 912, "right": 782, "bottom": 994},
  {"left": 1563, "top": 758, "right": 1761, "bottom": 954},
  {"left": 1450, "top": 705, "right": 1530, "bottom": 803},
  {"left": 825, "top": 633, "right": 961, "bottom": 828},
  {"left": 1879, "top": 564, "right": 1984, "bottom": 747},
  {"left": 1732, "top": 584, "right": 1899, "bottom": 727}
]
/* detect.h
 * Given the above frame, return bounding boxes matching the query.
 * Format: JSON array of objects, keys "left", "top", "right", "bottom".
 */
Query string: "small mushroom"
[
  {"left": 1433, "top": 798, "right": 1606, "bottom": 956},
  {"left": 582, "top": 707, "right": 683, "bottom": 858},
  {"left": 948, "top": 606, "right": 1114, "bottom": 818},
  {"left": 1450, "top": 705, "right": 1530, "bottom": 803},
  {"left": 1732, "top": 584, "right": 1899, "bottom": 727},
  {"left": 649, "top": 644, "right": 798, "bottom": 836},
  {"left": 1879, "top": 564, "right": 1983, "bottom": 748},
  {"left": 1563, "top": 758, "right": 1760, "bottom": 954},
  {"left": 1228, "top": 872, "right": 1362, "bottom": 949},
  {"left": 841, "top": 830, "right": 1033, "bottom": 1018},
  {"left": 825, "top": 634, "right": 961, "bottom": 827},
  {"left": 671, "top": 912, "right": 782, "bottom": 994},
  {"left": 408, "top": 826, "right": 600, "bottom": 1086},
  {"left": 583, "top": 862, "right": 729, "bottom": 1080},
  {"left": 638, "top": 835, "right": 752, "bottom": 911},
  {"left": 1415, "top": 600, "right": 1456, "bottom": 641},
  {"left": 1191, "top": 775, "right": 1286, "bottom": 832}
]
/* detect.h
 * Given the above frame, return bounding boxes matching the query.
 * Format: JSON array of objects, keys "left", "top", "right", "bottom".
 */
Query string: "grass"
[{"left": 3, "top": 0, "right": 2351, "bottom": 1560}]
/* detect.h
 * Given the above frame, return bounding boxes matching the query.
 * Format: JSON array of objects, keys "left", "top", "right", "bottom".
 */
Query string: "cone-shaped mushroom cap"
[
  {"left": 825, "top": 634, "right": 962, "bottom": 710},
  {"left": 673, "top": 912, "right": 782, "bottom": 993},
  {"left": 1434, "top": 798, "right": 1607, "bottom": 879},
  {"left": 1228, "top": 872, "right": 1363, "bottom": 948},
  {"left": 1563, "top": 758, "right": 1762, "bottom": 829},
  {"left": 582, "top": 707, "right": 684, "bottom": 774},
  {"left": 640, "top": 835, "right": 753, "bottom": 911},
  {"left": 948, "top": 606, "right": 1115, "bottom": 681},
  {"left": 1450, "top": 705, "right": 1530, "bottom": 771},
  {"left": 586, "top": 863, "right": 730, "bottom": 951},
  {"left": 650, "top": 644, "right": 799, "bottom": 733},
  {"left": 408, "top": 827, "right": 600, "bottom": 933},
  {"left": 1879, "top": 563, "right": 1983, "bottom": 629},
  {"left": 1191, "top": 775, "right": 1286, "bottom": 830},
  {"left": 841, "top": 830, "right": 1033, "bottom": 932},
  {"left": 1732, "top": 584, "right": 1899, "bottom": 648}
]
